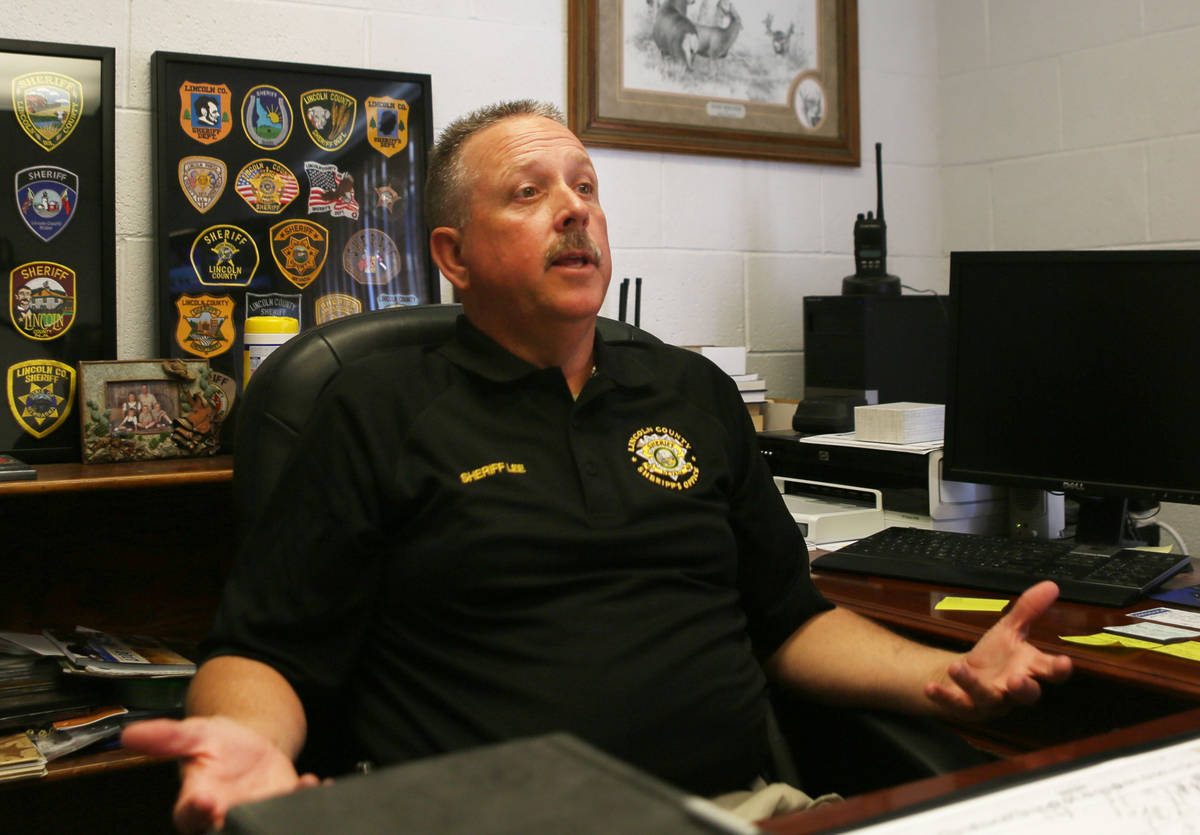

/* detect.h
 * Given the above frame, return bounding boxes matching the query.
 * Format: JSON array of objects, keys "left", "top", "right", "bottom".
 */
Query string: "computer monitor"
[{"left": 942, "top": 250, "right": 1200, "bottom": 548}]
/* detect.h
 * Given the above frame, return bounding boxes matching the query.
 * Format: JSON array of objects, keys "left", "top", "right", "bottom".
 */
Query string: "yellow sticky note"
[
  {"left": 1059, "top": 633, "right": 1159, "bottom": 649},
  {"left": 1148, "top": 641, "right": 1200, "bottom": 662},
  {"left": 935, "top": 596, "right": 1009, "bottom": 612}
]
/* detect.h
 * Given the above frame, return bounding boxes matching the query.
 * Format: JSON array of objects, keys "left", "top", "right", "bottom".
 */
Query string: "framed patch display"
[
  {"left": 1, "top": 39, "right": 116, "bottom": 463},
  {"left": 152, "top": 52, "right": 436, "bottom": 391}
]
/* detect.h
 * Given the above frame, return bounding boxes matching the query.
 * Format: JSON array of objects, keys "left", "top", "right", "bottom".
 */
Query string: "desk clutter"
[{"left": 0, "top": 627, "right": 195, "bottom": 781}]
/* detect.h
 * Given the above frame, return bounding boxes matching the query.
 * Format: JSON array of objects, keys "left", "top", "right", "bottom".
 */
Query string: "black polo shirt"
[{"left": 207, "top": 316, "right": 831, "bottom": 795}]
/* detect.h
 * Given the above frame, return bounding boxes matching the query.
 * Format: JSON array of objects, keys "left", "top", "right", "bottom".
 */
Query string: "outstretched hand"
[
  {"left": 121, "top": 716, "right": 321, "bottom": 834},
  {"left": 924, "top": 580, "right": 1073, "bottom": 720}
]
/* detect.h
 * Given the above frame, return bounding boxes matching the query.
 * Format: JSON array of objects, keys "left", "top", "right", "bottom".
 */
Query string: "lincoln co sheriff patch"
[
  {"left": 175, "top": 293, "right": 235, "bottom": 357},
  {"left": 269, "top": 219, "right": 328, "bottom": 289},
  {"left": 190, "top": 225, "right": 259, "bottom": 287},
  {"left": 342, "top": 229, "right": 400, "bottom": 285},
  {"left": 178, "top": 156, "right": 227, "bottom": 213},
  {"left": 12, "top": 72, "right": 83, "bottom": 151},
  {"left": 241, "top": 85, "right": 293, "bottom": 150},
  {"left": 234, "top": 159, "right": 299, "bottom": 214},
  {"left": 314, "top": 293, "right": 362, "bottom": 324},
  {"left": 628, "top": 426, "right": 700, "bottom": 490},
  {"left": 10, "top": 261, "right": 76, "bottom": 341},
  {"left": 15, "top": 165, "right": 78, "bottom": 242},
  {"left": 179, "top": 81, "right": 233, "bottom": 144},
  {"left": 365, "top": 96, "right": 408, "bottom": 158},
  {"left": 300, "top": 88, "right": 356, "bottom": 151},
  {"left": 7, "top": 359, "right": 75, "bottom": 439}
]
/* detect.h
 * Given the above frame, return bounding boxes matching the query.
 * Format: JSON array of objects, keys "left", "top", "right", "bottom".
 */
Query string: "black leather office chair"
[{"left": 232, "top": 302, "right": 993, "bottom": 794}]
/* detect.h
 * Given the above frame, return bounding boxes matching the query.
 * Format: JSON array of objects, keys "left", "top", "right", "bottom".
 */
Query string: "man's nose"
[{"left": 555, "top": 185, "right": 590, "bottom": 230}]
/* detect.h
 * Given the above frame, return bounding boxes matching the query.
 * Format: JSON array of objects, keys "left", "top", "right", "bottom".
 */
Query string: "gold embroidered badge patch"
[{"left": 628, "top": 426, "right": 699, "bottom": 490}]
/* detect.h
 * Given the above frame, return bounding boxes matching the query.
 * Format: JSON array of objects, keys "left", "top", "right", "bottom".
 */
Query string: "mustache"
[{"left": 544, "top": 228, "right": 603, "bottom": 269}]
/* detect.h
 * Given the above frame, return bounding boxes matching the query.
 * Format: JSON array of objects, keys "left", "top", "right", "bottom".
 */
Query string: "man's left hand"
[{"left": 924, "top": 580, "right": 1073, "bottom": 720}]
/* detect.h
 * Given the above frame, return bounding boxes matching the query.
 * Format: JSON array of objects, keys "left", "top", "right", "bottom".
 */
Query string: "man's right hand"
[{"left": 121, "top": 715, "right": 321, "bottom": 834}]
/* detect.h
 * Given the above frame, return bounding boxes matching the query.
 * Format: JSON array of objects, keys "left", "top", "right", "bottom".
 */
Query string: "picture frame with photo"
[{"left": 78, "top": 359, "right": 236, "bottom": 463}]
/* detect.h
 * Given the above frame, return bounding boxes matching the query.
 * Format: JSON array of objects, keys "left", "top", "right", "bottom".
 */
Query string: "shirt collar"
[{"left": 438, "top": 314, "right": 656, "bottom": 390}]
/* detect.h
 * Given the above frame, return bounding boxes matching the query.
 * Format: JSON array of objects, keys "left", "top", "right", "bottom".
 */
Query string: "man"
[{"left": 122, "top": 101, "right": 1071, "bottom": 832}]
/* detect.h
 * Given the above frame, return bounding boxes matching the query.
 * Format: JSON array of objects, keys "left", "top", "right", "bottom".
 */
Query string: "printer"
[{"left": 758, "top": 430, "right": 1006, "bottom": 536}]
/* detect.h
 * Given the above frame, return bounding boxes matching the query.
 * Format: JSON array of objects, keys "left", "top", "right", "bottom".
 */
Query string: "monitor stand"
[{"left": 1074, "top": 496, "right": 1149, "bottom": 549}]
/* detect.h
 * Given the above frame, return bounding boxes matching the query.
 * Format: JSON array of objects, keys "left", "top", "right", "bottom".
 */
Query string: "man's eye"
[
  {"left": 518, "top": 186, "right": 536, "bottom": 198},
  {"left": 577, "top": 183, "right": 594, "bottom": 195}
]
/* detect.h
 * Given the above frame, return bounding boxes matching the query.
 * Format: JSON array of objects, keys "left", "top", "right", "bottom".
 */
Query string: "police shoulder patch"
[
  {"left": 15, "top": 165, "right": 78, "bottom": 242},
  {"left": 174, "top": 293, "right": 236, "bottom": 357},
  {"left": 12, "top": 72, "right": 84, "bottom": 151},
  {"left": 342, "top": 228, "right": 400, "bottom": 285},
  {"left": 190, "top": 224, "right": 259, "bottom": 287},
  {"left": 7, "top": 359, "right": 76, "bottom": 439},
  {"left": 269, "top": 219, "right": 328, "bottom": 289},
  {"left": 241, "top": 84, "right": 293, "bottom": 150},
  {"left": 178, "top": 156, "right": 227, "bottom": 213},
  {"left": 10, "top": 261, "right": 76, "bottom": 341}
]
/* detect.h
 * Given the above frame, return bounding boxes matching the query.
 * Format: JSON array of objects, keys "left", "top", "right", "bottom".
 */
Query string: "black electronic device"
[
  {"left": 842, "top": 142, "right": 900, "bottom": 295},
  {"left": 791, "top": 293, "right": 949, "bottom": 433},
  {"left": 813, "top": 526, "right": 1191, "bottom": 607},
  {"left": 943, "top": 250, "right": 1200, "bottom": 549}
]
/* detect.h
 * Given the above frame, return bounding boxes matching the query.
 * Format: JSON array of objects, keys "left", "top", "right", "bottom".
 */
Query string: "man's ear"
[{"left": 430, "top": 226, "right": 469, "bottom": 293}]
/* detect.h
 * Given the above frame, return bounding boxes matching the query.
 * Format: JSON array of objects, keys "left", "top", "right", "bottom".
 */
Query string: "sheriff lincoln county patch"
[
  {"left": 10, "top": 261, "right": 76, "bottom": 341},
  {"left": 269, "top": 219, "right": 328, "bottom": 289},
  {"left": 7, "top": 359, "right": 76, "bottom": 439},
  {"left": 300, "top": 88, "right": 356, "bottom": 151},
  {"left": 190, "top": 224, "right": 259, "bottom": 287},
  {"left": 175, "top": 293, "right": 235, "bottom": 357},
  {"left": 12, "top": 72, "right": 84, "bottom": 151},
  {"left": 234, "top": 159, "right": 299, "bottom": 214},
  {"left": 628, "top": 426, "right": 700, "bottom": 490},
  {"left": 15, "top": 165, "right": 78, "bottom": 242},
  {"left": 179, "top": 81, "right": 233, "bottom": 145}
]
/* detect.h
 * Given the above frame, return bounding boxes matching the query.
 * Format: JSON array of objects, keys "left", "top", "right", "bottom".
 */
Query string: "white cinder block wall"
[
  {"left": 5, "top": 0, "right": 945, "bottom": 401},
  {"left": 937, "top": 0, "right": 1200, "bottom": 545}
]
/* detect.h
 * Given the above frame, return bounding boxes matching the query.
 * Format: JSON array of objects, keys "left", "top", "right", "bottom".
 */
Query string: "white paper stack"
[{"left": 853, "top": 402, "right": 945, "bottom": 444}]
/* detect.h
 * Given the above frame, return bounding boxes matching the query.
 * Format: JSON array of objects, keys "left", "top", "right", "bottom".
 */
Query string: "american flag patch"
[{"left": 304, "top": 161, "right": 359, "bottom": 219}]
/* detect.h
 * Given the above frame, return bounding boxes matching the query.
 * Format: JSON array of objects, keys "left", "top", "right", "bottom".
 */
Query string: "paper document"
[
  {"left": 799, "top": 431, "right": 943, "bottom": 455},
  {"left": 843, "top": 735, "right": 1200, "bottom": 833}
]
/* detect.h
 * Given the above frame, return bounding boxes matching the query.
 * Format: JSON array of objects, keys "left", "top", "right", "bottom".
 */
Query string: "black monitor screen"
[{"left": 943, "top": 250, "right": 1200, "bottom": 544}]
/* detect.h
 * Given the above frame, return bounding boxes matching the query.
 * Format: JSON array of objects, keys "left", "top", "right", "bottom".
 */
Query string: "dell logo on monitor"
[{"left": 1062, "top": 481, "right": 1086, "bottom": 491}]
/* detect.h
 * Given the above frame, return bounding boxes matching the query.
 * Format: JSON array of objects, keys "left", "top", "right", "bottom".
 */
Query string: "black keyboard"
[{"left": 812, "top": 526, "right": 1193, "bottom": 607}]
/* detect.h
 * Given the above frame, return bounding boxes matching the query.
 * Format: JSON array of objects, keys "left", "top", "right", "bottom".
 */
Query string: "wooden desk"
[
  {"left": 811, "top": 562, "right": 1200, "bottom": 753},
  {"left": 760, "top": 706, "right": 1200, "bottom": 834}
]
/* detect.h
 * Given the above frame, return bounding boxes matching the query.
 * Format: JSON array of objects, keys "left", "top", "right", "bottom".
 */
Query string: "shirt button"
[{"left": 583, "top": 461, "right": 599, "bottom": 477}]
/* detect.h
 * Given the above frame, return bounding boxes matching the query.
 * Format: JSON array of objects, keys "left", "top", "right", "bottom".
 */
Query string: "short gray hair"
[{"left": 423, "top": 100, "right": 566, "bottom": 231}]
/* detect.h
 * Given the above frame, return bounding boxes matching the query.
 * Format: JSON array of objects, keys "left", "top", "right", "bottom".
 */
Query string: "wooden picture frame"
[
  {"left": 78, "top": 359, "right": 235, "bottom": 463},
  {"left": 568, "top": 0, "right": 860, "bottom": 165},
  {"left": 1, "top": 39, "right": 116, "bottom": 463},
  {"left": 151, "top": 52, "right": 436, "bottom": 391}
]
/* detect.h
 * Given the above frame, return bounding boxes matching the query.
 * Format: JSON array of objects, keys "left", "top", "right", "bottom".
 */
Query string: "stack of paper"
[
  {"left": 0, "top": 731, "right": 47, "bottom": 782},
  {"left": 853, "top": 402, "right": 945, "bottom": 444}
]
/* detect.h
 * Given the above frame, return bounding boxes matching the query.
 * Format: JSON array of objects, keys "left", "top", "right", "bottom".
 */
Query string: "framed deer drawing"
[{"left": 568, "top": 0, "right": 860, "bottom": 165}]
